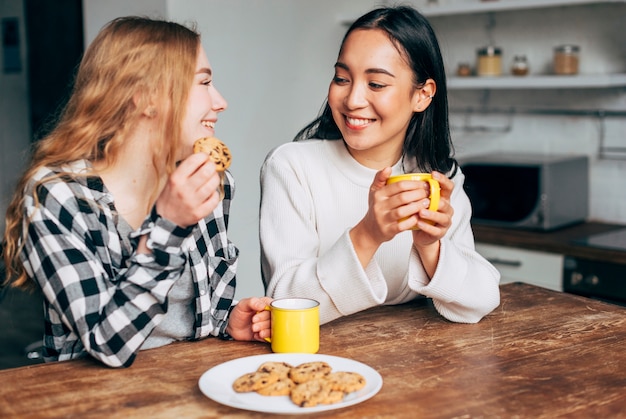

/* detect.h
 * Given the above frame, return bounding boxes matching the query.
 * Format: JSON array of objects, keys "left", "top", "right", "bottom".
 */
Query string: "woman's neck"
[
  {"left": 93, "top": 130, "right": 165, "bottom": 229},
  {"left": 343, "top": 140, "right": 403, "bottom": 170}
]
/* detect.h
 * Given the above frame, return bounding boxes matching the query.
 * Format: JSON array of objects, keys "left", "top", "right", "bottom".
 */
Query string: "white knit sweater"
[{"left": 260, "top": 139, "right": 500, "bottom": 325}]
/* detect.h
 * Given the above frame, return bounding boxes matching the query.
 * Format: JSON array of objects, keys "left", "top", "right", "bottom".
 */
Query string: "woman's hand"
[
  {"left": 411, "top": 171, "right": 454, "bottom": 278},
  {"left": 155, "top": 153, "right": 222, "bottom": 227},
  {"left": 225, "top": 297, "right": 273, "bottom": 341},
  {"left": 350, "top": 167, "right": 432, "bottom": 268},
  {"left": 411, "top": 171, "right": 454, "bottom": 245}
]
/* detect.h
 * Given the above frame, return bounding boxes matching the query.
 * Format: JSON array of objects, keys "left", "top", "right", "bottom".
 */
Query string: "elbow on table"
[
  {"left": 433, "top": 288, "right": 500, "bottom": 324},
  {"left": 97, "top": 353, "right": 137, "bottom": 368},
  {"left": 81, "top": 345, "right": 138, "bottom": 368}
]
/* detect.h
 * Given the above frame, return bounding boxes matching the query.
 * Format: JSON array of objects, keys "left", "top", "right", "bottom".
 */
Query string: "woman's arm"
[
  {"left": 259, "top": 148, "right": 388, "bottom": 324},
  {"left": 23, "top": 184, "right": 189, "bottom": 367},
  {"left": 407, "top": 170, "right": 501, "bottom": 323}
]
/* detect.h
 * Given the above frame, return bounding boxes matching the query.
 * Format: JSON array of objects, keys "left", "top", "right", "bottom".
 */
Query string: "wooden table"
[{"left": 1, "top": 283, "right": 625, "bottom": 418}]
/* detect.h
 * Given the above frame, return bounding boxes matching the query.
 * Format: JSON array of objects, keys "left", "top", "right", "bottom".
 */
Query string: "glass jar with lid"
[
  {"left": 511, "top": 55, "right": 529, "bottom": 76},
  {"left": 554, "top": 45, "right": 579, "bottom": 75},
  {"left": 477, "top": 46, "right": 502, "bottom": 76},
  {"left": 456, "top": 62, "right": 472, "bottom": 77}
]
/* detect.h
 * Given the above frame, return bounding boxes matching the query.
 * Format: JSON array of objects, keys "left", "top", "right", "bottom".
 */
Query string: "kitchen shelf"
[
  {"left": 339, "top": 0, "right": 625, "bottom": 23},
  {"left": 448, "top": 73, "right": 626, "bottom": 90},
  {"left": 416, "top": 0, "right": 625, "bottom": 17}
]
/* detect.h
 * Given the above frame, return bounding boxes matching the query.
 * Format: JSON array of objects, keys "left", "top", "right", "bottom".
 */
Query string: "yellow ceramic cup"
[
  {"left": 264, "top": 298, "right": 320, "bottom": 353},
  {"left": 386, "top": 173, "right": 440, "bottom": 229}
]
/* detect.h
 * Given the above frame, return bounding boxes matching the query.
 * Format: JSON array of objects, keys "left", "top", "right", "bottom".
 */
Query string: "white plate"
[{"left": 198, "top": 353, "right": 383, "bottom": 414}]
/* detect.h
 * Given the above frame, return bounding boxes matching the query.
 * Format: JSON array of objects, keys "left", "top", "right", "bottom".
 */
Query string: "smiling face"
[
  {"left": 328, "top": 29, "right": 425, "bottom": 169},
  {"left": 180, "top": 47, "right": 228, "bottom": 158}
]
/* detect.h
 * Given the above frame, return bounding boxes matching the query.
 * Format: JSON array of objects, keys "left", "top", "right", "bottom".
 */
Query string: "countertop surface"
[
  {"left": 473, "top": 221, "right": 626, "bottom": 264},
  {"left": 1, "top": 283, "right": 625, "bottom": 418}
]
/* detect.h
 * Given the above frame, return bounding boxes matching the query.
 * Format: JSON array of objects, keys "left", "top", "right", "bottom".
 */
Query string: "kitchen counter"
[{"left": 473, "top": 221, "right": 626, "bottom": 265}]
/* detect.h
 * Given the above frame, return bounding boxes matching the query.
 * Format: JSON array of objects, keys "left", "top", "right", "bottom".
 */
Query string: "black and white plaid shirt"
[{"left": 21, "top": 160, "right": 238, "bottom": 367}]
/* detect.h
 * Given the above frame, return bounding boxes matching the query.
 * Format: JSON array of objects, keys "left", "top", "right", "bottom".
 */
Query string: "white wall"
[
  {"left": 5, "top": 0, "right": 626, "bottom": 299},
  {"left": 166, "top": 0, "right": 382, "bottom": 298},
  {"left": 83, "top": 0, "right": 167, "bottom": 44},
  {"left": 166, "top": 0, "right": 626, "bottom": 296},
  {"left": 82, "top": 0, "right": 382, "bottom": 298}
]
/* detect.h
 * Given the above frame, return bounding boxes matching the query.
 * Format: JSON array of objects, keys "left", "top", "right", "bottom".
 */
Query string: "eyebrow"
[
  {"left": 196, "top": 67, "right": 212, "bottom": 76},
  {"left": 335, "top": 62, "right": 395, "bottom": 78}
]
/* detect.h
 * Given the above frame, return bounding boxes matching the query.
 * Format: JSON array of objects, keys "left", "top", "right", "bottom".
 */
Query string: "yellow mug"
[
  {"left": 264, "top": 298, "right": 320, "bottom": 353},
  {"left": 386, "top": 173, "right": 440, "bottom": 229}
]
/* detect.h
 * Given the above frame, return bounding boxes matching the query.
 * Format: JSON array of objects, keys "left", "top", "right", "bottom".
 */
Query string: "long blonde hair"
[{"left": 2, "top": 16, "right": 200, "bottom": 289}]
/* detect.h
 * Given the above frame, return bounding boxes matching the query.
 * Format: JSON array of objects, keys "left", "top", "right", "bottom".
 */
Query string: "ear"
[
  {"left": 133, "top": 91, "right": 158, "bottom": 118},
  {"left": 143, "top": 106, "right": 157, "bottom": 118},
  {"left": 412, "top": 78, "right": 437, "bottom": 113}
]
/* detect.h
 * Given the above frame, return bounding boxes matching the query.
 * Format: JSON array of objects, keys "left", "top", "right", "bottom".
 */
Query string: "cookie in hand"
[{"left": 193, "top": 136, "right": 232, "bottom": 171}]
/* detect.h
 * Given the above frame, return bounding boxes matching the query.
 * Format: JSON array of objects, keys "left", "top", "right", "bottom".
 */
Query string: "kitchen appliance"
[
  {"left": 564, "top": 228, "right": 626, "bottom": 306},
  {"left": 460, "top": 153, "right": 589, "bottom": 230}
]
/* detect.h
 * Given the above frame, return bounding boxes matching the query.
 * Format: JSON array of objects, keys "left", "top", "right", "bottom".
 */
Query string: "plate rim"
[{"left": 198, "top": 353, "right": 383, "bottom": 414}]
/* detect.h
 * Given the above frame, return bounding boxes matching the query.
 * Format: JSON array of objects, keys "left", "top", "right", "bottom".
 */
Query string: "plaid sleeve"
[
  {"left": 22, "top": 179, "right": 191, "bottom": 368},
  {"left": 191, "top": 170, "right": 239, "bottom": 339}
]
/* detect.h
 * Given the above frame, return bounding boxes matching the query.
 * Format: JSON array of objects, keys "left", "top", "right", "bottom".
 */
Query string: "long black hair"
[{"left": 294, "top": 5, "right": 457, "bottom": 176}]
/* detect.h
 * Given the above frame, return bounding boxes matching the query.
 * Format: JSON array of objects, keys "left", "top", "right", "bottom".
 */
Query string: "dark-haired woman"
[{"left": 260, "top": 6, "right": 500, "bottom": 325}]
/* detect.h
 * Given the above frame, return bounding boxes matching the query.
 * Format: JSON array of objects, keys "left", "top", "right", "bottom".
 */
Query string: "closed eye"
[
  {"left": 333, "top": 75, "right": 349, "bottom": 85},
  {"left": 369, "top": 82, "right": 386, "bottom": 89}
]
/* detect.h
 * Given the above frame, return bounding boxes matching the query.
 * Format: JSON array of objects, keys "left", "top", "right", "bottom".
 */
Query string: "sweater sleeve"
[
  {"left": 407, "top": 171, "right": 501, "bottom": 323},
  {"left": 260, "top": 150, "right": 388, "bottom": 324}
]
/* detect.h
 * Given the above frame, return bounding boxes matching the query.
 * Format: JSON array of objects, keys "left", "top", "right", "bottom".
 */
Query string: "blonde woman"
[{"left": 2, "top": 16, "right": 271, "bottom": 368}]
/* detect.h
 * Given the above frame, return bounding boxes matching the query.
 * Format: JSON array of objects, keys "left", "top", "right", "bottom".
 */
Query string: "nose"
[
  {"left": 211, "top": 85, "right": 228, "bottom": 113},
  {"left": 344, "top": 82, "right": 367, "bottom": 110}
]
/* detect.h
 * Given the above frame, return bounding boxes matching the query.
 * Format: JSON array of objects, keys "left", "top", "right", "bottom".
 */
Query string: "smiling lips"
[
  {"left": 345, "top": 116, "right": 374, "bottom": 130},
  {"left": 202, "top": 120, "right": 215, "bottom": 129}
]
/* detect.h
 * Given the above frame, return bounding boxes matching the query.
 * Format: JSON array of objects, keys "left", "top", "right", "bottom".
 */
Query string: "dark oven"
[{"left": 563, "top": 228, "right": 626, "bottom": 307}]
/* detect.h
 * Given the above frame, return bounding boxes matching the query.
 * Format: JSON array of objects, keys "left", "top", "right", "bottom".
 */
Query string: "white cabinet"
[{"left": 476, "top": 243, "right": 564, "bottom": 291}]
